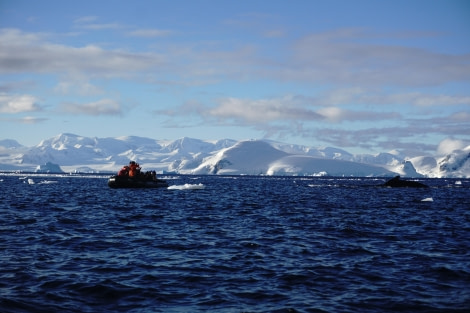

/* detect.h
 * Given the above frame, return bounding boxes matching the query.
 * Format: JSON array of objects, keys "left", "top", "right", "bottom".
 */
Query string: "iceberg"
[{"left": 35, "top": 162, "right": 64, "bottom": 173}]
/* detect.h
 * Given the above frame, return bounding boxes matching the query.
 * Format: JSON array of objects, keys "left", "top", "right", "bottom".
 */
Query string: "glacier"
[{"left": 0, "top": 133, "right": 469, "bottom": 178}]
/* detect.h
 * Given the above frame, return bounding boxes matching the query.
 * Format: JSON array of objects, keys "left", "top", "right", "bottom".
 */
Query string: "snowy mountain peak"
[
  {"left": 161, "top": 137, "right": 215, "bottom": 154},
  {"left": 192, "top": 140, "right": 289, "bottom": 175},
  {"left": 0, "top": 133, "right": 469, "bottom": 177},
  {"left": 38, "top": 133, "right": 97, "bottom": 150},
  {"left": 438, "top": 148, "right": 470, "bottom": 177},
  {"left": 318, "top": 147, "right": 353, "bottom": 160},
  {"left": 0, "top": 139, "right": 24, "bottom": 149},
  {"left": 391, "top": 160, "right": 424, "bottom": 178}
]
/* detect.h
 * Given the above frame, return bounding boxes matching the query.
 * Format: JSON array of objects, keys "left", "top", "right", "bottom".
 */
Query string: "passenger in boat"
[
  {"left": 117, "top": 165, "right": 129, "bottom": 177},
  {"left": 128, "top": 161, "right": 141, "bottom": 178},
  {"left": 142, "top": 170, "right": 157, "bottom": 181}
]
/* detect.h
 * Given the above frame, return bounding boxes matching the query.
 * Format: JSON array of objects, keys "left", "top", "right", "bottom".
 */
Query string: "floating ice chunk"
[
  {"left": 455, "top": 180, "right": 462, "bottom": 185},
  {"left": 421, "top": 197, "right": 433, "bottom": 202},
  {"left": 27, "top": 178, "right": 35, "bottom": 185},
  {"left": 39, "top": 180, "right": 58, "bottom": 184},
  {"left": 168, "top": 183, "right": 205, "bottom": 190}
]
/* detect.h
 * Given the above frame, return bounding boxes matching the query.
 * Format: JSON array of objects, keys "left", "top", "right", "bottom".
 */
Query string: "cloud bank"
[{"left": 0, "top": 12, "right": 469, "bottom": 155}]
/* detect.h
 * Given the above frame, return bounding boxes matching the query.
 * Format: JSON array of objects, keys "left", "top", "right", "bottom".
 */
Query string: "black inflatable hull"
[{"left": 108, "top": 175, "right": 168, "bottom": 188}]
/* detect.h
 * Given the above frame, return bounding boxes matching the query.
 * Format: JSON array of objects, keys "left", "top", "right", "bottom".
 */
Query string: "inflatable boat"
[{"left": 108, "top": 175, "right": 168, "bottom": 188}]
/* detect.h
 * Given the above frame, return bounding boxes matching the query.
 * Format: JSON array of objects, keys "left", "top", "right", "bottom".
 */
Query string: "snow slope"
[
  {"left": 0, "top": 133, "right": 469, "bottom": 177},
  {"left": 191, "top": 140, "right": 289, "bottom": 175},
  {"left": 267, "top": 155, "right": 393, "bottom": 177},
  {"left": 436, "top": 146, "right": 470, "bottom": 178}
]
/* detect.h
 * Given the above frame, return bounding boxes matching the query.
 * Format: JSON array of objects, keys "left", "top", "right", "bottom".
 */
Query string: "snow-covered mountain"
[
  {"left": 436, "top": 147, "right": 470, "bottom": 178},
  {"left": 0, "top": 133, "right": 469, "bottom": 177}
]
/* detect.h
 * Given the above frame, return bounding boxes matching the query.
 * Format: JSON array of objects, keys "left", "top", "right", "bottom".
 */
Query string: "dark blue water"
[{"left": 1, "top": 174, "right": 469, "bottom": 313}]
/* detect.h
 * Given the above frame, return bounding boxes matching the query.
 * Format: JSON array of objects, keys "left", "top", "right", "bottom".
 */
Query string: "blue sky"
[{"left": 1, "top": 0, "right": 469, "bottom": 156}]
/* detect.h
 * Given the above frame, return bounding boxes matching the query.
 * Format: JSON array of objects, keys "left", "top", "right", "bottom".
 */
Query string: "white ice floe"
[
  {"left": 38, "top": 180, "right": 58, "bottom": 184},
  {"left": 168, "top": 183, "right": 205, "bottom": 190}
]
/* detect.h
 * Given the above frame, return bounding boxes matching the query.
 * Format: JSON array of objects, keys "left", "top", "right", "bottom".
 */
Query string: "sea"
[{"left": 1, "top": 173, "right": 469, "bottom": 313}]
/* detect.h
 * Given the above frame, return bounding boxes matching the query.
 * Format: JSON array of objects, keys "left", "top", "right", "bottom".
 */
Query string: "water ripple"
[{"left": 0, "top": 175, "right": 469, "bottom": 312}]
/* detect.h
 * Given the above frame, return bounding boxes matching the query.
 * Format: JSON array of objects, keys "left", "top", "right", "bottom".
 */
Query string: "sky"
[{"left": 0, "top": 0, "right": 469, "bottom": 156}]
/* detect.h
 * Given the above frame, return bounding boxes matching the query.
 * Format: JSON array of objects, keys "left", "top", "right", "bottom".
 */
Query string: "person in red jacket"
[
  {"left": 117, "top": 165, "right": 129, "bottom": 176},
  {"left": 128, "top": 161, "right": 141, "bottom": 178}
]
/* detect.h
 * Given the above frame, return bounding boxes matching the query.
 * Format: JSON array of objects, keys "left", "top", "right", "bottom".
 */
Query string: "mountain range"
[{"left": 0, "top": 133, "right": 469, "bottom": 178}]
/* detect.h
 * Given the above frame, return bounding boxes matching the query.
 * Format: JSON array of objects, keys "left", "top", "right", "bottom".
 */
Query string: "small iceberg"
[
  {"left": 421, "top": 197, "right": 433, "bottom": 202},
  {"left": 27, "top": 178, "right": 35, "bottom": 185},
  {"left": 455, "top": 180, "right": 462, "bottom": 185}
]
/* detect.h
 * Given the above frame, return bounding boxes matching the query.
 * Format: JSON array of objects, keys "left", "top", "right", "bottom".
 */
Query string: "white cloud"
[
  {"left": 287, "top": 28, "right": 470, "bottom": 86},
  {"left": 316, "top": 106, "right": 401, "bottom": 122},
  {"left": 19, "top": 116, "right": 48, "bottom": 124},
  {"left": 0, "top": 28, "right": 165, "bottom": 77},
  {"left": 78, "top": 23, "right": 122, "bottom": 30},
  {"left": 126, "top": 29, "right": 173, "bottom": 37},
  {"left": 74, "top": 16, "right": 99, "bottom": 24},
  {"left": 316, "top": 107, "right": 343, "bottom": 122},
  {"left": 209, "top": 96, "right": 322, "bottom": 123},
  {"left": 322, "top": 87, "right": 366, "bottom": 106},
  {"left": 54, "top": 79, "right": 103, "bottom": 96},
  {"left": 0, "top": 93, "right": 41, "bottom": 113},
  {"left": 73, "top": 16, "right": 121, "bottom": 30},
  {"left": 319, "top": 88, "right": 470, "bottom": 108},
  {"left": 449, "top": 111, "right": 470, "bottom": 121},
  {"left": 60, "top": 99, "right": 122, "bottom": 116},
  {"left": 437, "top": 138, "right": 468, "bottom": 155},
  {"left": 2, "top": 27, "right": 468, "bottom": 91},
  {"left": 410, "top": 94, "right": 470, "bottom": 106},
  {"left": 208, "top": 97, "right": 401, "bottom": 124}
]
